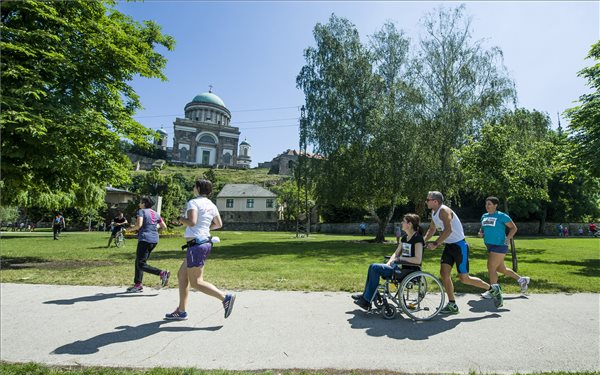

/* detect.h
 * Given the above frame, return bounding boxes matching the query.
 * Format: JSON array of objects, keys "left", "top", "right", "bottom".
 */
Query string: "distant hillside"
[{"left": 132, "top": 165, "right": 290, "bottom": 187}]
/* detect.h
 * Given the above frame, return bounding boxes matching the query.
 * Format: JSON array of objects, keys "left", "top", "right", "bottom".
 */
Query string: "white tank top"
[{"left": 432, "top": 204, "right": 465, "bottom": 244}]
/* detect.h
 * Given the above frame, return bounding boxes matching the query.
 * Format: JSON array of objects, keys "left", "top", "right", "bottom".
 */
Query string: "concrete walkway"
[{"left": 1, "top": 283, "right": 598, "bottom": 374}]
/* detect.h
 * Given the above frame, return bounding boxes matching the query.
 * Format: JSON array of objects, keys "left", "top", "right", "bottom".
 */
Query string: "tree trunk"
[
  {"left": 369, "top": 197, "right": 397, "bottom": 243},
  {"left": 539, "top": 204, "right": 547, "bottom": 234}
]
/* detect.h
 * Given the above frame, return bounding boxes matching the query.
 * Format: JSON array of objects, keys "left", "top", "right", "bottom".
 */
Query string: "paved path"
[{"left": 1, "top": 283, "right": 598, "bottom": 373}]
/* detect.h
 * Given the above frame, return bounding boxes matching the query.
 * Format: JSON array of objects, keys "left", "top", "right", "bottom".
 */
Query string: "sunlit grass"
[{"left": 1, "top": 230, "right": 598, "bottom": 293}]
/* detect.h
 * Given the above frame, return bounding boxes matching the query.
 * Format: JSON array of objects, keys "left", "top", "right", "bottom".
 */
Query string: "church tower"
[{"left": 172, "top": 89, "right": 242, "bottom": 167}]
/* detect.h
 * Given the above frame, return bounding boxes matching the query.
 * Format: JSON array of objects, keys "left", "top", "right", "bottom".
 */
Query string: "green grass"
[
  {"left": 1, "top": 363, "right": 598, "bottom": 375},
  {"left": 0, "top": 231, "right": 598, "bottom": 293},
  {"left": 135, "top": 166, "right": 289, "bottom": 186}
]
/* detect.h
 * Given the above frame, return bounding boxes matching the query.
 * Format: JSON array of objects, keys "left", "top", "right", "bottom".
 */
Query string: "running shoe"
[
  {"left": 491, "top": 284, "right": 503, "bottom": 308},
  {"left": 518, "top": 276, "right": 530, "bottom": 294},
  {"left": 126, "top": 284, "right": 143, "bottom": 293},
  {"left": 165, "top": 310, "right": 188, "bottom": 320},
  {"left": 223, "top": 293, "right": 236, "bottom": 318},
  {"left": 440, "top": 302, "right": 459, "bottom": 314},
  {"left": 353, "top": 297, "right": 371, "bottom": 311},
  {"left": 351, "top": 293, "right": 363, "bottom": 300},
  {"left": 160, "top": 270, "right": 171, "bottom": 288},
  {"left": 481, "top": 289, "right": 493, "bottom": 299}
]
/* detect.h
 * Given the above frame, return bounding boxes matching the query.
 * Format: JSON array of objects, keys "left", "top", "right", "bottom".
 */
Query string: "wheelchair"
[{"left": 372, "top": 258, "right": 445, "bottom": 321}]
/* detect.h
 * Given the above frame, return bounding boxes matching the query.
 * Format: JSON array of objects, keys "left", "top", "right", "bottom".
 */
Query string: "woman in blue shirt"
[{"left": 478, "top": 196, "right": 530, "bottom": 297}]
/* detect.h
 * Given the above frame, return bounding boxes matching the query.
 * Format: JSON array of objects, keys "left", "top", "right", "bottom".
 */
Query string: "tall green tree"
[
  {"left": 565, "top": 40, "right": 600, "bottom": 177},
  {"left": 414, "top": 5, "right": 515, "bottom": 196},
  {"left": 297, "top": 16, "right": 419, "bottom": 241},
  {"left": 1, "top": 0, "right": 175, "bottom": 210},
  {"left": 458, "top": 109, "right": 555, "bottom": 224}
]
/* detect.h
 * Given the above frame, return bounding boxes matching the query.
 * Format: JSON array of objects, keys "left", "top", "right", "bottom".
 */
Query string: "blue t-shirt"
[
  {"left": 480, "top": 211, "right": 512, "bottom": 245},
  {"left": 137, "top": 208, "right": 161, "bottom": 244}
]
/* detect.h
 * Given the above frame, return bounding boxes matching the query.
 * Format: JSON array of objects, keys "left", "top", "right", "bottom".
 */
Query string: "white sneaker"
[
  {"left": 518, "top": 277, "right": 530, "bottom": 293},
  {"left": 481, "top": 289, "right": 493, "bottom": 299}
]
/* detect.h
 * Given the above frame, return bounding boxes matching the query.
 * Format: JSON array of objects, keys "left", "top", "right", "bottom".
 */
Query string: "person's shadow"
[
  {"left": 44, "top": 291, "right": 159, "bottom": 305},
  {"left": 466, "top": 295, "right": 528, "bottom": 313},
  {"left": 52, "top": 320, "right": 222, "bottom": 354},
  {"left": 347, "top": 308, "right": 501, "bottom": 340}
]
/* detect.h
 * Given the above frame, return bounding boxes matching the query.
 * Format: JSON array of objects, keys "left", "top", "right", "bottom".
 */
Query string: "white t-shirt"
[{"left": 184, "top": 196, "right": 219, "bottom": 240}]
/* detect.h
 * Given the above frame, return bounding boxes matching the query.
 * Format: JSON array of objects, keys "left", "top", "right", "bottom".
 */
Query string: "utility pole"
[{"left": 300, "top": 105, "right": 309, "bottom": 237}]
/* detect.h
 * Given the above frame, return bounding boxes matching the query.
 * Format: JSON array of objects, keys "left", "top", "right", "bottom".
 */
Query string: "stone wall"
[
  {"left": 312, "top": 222, "right": 594, "bottom": 236},
  {"left": 221, "top": 222, "right": 281, "bottom": 231}
]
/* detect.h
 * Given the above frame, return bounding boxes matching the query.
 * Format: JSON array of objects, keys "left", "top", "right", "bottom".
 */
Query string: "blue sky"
[{"left": 116, "top": 1, "right": 599, "bottom": 167}]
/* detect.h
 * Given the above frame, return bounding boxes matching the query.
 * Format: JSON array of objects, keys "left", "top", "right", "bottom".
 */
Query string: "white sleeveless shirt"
[{"left": 432, "top": 204, "right": 465, "bottom": 244}]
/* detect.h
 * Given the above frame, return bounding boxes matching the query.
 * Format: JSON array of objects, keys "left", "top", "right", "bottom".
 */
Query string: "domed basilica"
[{"left": 171, "top": 90, "right": 251, "bottom": 168}]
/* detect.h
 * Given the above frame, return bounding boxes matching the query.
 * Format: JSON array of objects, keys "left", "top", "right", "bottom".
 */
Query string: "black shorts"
[
  {"left": 440, "top": 240, "right": 469, "bottom": 274},
  {"left": 111, "top": 227, "right": 124, "bottom": 236}
]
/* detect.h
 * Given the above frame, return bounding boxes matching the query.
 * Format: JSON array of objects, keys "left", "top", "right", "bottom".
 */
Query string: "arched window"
[{"left": 199, "top": 135, "right": 216, "bottom": 144}]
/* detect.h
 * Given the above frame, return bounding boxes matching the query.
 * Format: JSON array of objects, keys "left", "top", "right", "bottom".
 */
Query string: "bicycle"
[{"left": 114, "top": 229, "right": 125, "bottom": 248}]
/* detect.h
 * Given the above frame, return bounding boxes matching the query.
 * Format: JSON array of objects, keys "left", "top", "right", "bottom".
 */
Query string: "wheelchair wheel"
[
  {"left": 382, "top": 304, "right": 397, "bottom": 320},
  {"left": 398, "top": 271, "right": 445, "bottom": 321},
  {"left": 373, "top": 291, "right": 385, "bottom": 309}
]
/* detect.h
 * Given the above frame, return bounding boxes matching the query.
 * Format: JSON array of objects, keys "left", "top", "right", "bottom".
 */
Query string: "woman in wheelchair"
[{"left": 353, "top": 213, "right": 424, "bottom": 311}]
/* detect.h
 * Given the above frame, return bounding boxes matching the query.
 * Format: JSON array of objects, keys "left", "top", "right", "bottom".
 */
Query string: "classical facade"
[{"left": 171, "top": 90, "right": 251, "bottom": 168}]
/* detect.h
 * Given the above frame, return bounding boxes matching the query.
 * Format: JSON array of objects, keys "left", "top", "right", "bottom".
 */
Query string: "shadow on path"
[
  {"left": 44, "top": 292, "right": 159, "bottom": 305},
  {"left": 466, "top": 295, "right": 528, "bottom": 313},
  {"left": 347, "top": 309, "right": 500, "bottom": 340},
  {"left": 52, "top": 320, "right": 222, "bottom": 355}
]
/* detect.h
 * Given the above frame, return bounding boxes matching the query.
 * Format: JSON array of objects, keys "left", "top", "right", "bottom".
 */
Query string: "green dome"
[
  {"left": 157, "top": 127, "right": 168, "bottom": 135},
  {"left": 192, "top": 92, "right": 226, "bottom": 107},
  {"left": 240, "top": 139, "right": 250, "bottom": 146}
]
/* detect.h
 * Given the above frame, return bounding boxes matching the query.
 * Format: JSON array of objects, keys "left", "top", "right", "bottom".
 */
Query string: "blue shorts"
[
  {"left": 486, "top": 244, "right": 509, "bottom": 254},
  {"left": 441, "top": 239, "right": 469, "bottom": 274},
  {"left": 186, "top": 243, "right": 212, "bottom": 268}
]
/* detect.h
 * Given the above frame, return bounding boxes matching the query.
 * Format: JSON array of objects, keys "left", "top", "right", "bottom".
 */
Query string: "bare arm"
[
  {"left": 386, "top": 245, "right": 403, "bottom": 266},
  {"left": 130, "top": 216, "right": 143, "bottom": 231},
  {"left": 505, "top": 221, "right": 517, "bottom": 243},
  {"left": 423, "top": 220, "right": 436, "bottom": 242},
  {"left": 210, "top": 214, "right": 223, "bottom": 230},
  {"left": 427, "top": 207, "right": 452, "bottom": 249},
  {"left": 179, "top": 208, "right": 197, "bottom": 227},
  {"left": 158, "top": 218, "right": 167, "bottom": 230},
  {"left": 399, "top": 243, "right": 423, "bottom": 265}
]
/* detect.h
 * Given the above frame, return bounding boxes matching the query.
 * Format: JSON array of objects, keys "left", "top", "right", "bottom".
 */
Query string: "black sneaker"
[
  {"left": 351, "top": 293, "right": 363, "bottom": 300},
  {"left": 223, "top": 293, "right": 236, "bottom": 318},
  {"left": 353, "top": 297, "right": 371, "bottom": 311}
]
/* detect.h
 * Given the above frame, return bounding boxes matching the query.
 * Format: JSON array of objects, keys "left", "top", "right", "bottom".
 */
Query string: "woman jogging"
[
  {"left": 165, "top": 179, "right": 235, "bottom": 320},
  {"left": 126, "top": 196, "right": 170, "bottom": 293},
  {"left": 478, "top": 196, "right": 530, "bottom": 298}
]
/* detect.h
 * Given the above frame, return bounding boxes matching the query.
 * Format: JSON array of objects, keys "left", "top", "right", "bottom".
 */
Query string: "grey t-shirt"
[{"left": 137, "top": 208, "right": 161, "bottom": 243}]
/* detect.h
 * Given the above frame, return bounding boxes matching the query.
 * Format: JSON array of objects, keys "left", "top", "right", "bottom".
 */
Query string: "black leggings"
[
  {"left": 53, "top": 225, "right": 62, "bottom": 239},
  {"left": 134, "top": 241, "right": 162, "bottom": 284}
]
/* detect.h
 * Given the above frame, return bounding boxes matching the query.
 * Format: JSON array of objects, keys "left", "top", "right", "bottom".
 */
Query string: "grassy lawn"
[
  {"left": 1, "top": 363, "right": 598, "bottom": 375},
  {"left": 0, "top": 230, "right": 598, "bottom": 293}
]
